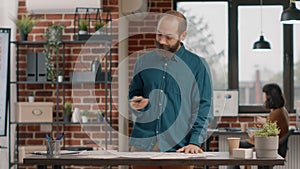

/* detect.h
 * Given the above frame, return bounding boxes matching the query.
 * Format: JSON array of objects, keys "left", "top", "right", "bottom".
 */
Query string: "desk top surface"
[
  {"left": 208, "top": 128, "right": 300, "bottom": 135},
  {"left": 23, "top": 151, "right": 284, "bottom": 166}
]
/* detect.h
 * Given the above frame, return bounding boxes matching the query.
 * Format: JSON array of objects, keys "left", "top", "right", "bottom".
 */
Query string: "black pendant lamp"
[
  {"left": 253, "top": 35, "right": 271, "bottom": 51},
  {"left": 280, "top": 0, "right": 300, "bottom": 24},
  {"left": 253, "top": 0, "right": 271, "bottom": 51}
]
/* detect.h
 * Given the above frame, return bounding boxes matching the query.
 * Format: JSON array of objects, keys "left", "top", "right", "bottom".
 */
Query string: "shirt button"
[
  {"left": 164, "top": 63, "right": 167, "bottom": 66},
  {"left": 156, "top": 131, "right": 159, "bottom": 134},
  {"left": 162, "top": 76, "right": 165, "bottom": 79},
  {"left": 160, "top": 90, "right": 163, "bottom": 93},
  {"left": 159, "top": 103, "right": 162, "bottom": 106}
]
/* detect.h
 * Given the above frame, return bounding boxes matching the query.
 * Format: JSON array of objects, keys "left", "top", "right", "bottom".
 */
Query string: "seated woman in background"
[
  {"left": 229, "top": 83, "right": 290, "bottom": 169},
  {"left": 241, "top": 83, "right": 289, "bottom": 148}
]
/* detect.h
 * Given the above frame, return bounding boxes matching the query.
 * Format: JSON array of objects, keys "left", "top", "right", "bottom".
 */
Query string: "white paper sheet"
[{"left": 150, "top": 152, "right": 212, "bottom": 159}]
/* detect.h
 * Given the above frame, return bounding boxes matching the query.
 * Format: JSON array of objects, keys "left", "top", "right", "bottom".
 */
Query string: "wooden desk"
[
  {"left": 23, "top": 151, "right": 284, "bottom": 169},
  {"left": 208, "top": 128, "right": 300, "bottom": 169}
]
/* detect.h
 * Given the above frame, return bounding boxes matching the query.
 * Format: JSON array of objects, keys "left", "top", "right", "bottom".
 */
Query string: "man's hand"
[
  {"left": 130, "top": 96, "right": 149, "bottom": 110},
  {"left": 176, "top": 144, "right": 203, "bottom": 154}
]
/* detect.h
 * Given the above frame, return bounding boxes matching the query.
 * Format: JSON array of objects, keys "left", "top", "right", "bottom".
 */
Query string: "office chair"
[{"left": 278, "top": 128, "right": 295, "bottom": 158}]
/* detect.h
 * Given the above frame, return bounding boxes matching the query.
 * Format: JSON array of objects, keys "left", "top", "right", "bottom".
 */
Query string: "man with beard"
[{"left": 128, "top": 10, "right": 213, "bottom": 169}]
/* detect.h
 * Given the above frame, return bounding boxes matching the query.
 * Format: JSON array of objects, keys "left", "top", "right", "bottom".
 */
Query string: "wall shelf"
[{"left": 8, "top": 8, "right": 113, "bottom": 168}]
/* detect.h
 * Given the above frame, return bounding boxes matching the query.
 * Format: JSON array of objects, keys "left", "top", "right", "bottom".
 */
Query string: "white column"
[{"left": 118, "top": 1, "right": 129, "bottom": 169}]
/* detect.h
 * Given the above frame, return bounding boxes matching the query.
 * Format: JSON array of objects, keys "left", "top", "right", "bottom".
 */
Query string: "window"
[
  {"left": 238, "top": 5, "right": 283, "bottom": 106},
  {"left": 175, "top": 0, "right": 293, "bottom": 113},
  {"left": 294, "top": 2, "right": 300, "bottom": 108},
  {"left": 176, "top": 1, "right": 228, "bottom": 90}
]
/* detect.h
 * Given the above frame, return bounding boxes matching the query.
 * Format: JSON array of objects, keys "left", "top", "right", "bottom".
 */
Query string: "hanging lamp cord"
[{"left": 260, "top": 0, "right": 263, "bottom": 35}]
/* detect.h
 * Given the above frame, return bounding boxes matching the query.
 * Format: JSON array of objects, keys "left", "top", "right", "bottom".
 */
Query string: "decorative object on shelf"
[
  {"left": 252, "top": 0, "right": 271, "bottom": 51},
  {"left": 94, "top": 20, "right": 105, "bottom": 34},
  {"left": 81, "top": 110, "right": 90, "bottom": 123},
  {"left": 73, "top": 7, "right": 112, "bottom": 40},
  {"left": 44, "top": 23, "right": 65, "bottom": 86},
  {"left": 28, "top": 92, "right": 34, "bottom": 102},
  {"left": 58, "top": 71, "right": 64, "bottom": 83},
  {"left": 72, "top": 107, "right": 80, "bottom": 123},
  {"left": 91, "top": 58, "right": 101, "bottom": 72},
  {"left": 63, "top": 101, "right": 72, "bottom": 122},
  {"left": 280, "top": 0, "right": 300, "bottom": 24},
  {"left": 27, "top": 52, "right": 47, "bottom": 82},
  {"left": 96, "top": 110, "right": 106, "bottom": 122},
  {"left": 254, "top": 120, "right": 280, "bottom": 158},
  {"left": 78, "top": 20, "right": 89, "bottom": 35},
  {"left": 13, "top": 15, "right": 39, "bottom": 41},
  {"left": 15, "top": 102, "right": 53, "bottom": 122}
]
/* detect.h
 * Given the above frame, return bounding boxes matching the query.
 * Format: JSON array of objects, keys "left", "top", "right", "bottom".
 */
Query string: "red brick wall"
[{"left": 16, "top": 1, "right": 119, "bottom": 169}]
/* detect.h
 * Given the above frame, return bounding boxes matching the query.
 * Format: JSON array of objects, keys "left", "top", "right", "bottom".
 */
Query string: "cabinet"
[{"left": 8, "top": 14, "right": 113, "bottom": 169}]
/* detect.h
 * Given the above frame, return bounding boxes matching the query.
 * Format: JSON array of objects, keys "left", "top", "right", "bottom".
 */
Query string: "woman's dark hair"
[{"left": 262, "top": 83, "right": 285, "bottom": 109}]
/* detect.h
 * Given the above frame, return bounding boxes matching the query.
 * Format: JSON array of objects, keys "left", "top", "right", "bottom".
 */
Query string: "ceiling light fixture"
[
  {"left": 280, "top": 0, "right": 300, "bottom": 24},
  {"left": 253, "top": 0, "right": 271, "bottom": 51}
]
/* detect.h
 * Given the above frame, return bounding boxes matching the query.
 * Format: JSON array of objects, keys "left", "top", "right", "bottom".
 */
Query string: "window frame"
[{"left": 174, "top": 0, "right": 294, "bottom": 113}]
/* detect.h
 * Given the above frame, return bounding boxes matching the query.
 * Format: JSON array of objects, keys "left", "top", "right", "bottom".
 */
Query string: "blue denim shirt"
[{"left": 129, "top": 44, "right": 213, "bottom": 152}]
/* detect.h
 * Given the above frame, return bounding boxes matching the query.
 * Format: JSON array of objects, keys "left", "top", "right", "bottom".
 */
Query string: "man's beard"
[{"left": 155, "top": 40, "right": 180, "bottom": 58}]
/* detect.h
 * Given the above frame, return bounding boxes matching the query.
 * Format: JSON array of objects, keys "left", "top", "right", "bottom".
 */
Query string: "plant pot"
[
  {"left": 63, "top": 114, "right": 71, "bottom": 122},
  {"left": 28, "top": 96, "right": 34, "bottom": 102},
  {"left": 58, "top": 75, "right": 63, "bottom": 82},
  {"left": 97, "top": 114, "right": 104, "bottom": 122},
  {"left": 95, "top": 29, "right": 105, "bottom": 35},
  {"left": 20, "top": 33, "right": 28, "bottom": 41},
  {"left": 81, "top": 116, "right": 88, "bottom": 123},
  {"left": 79, "top": 30, "right": 88, "bottom": 35},
  {"left": 254, "top": 135, "right": 278, "bottom": 158}
]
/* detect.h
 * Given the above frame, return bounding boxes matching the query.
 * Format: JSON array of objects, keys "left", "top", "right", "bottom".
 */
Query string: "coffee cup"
[
  {"left": 227, "top": 137, "right": 240, "bottom": 155},
  {"left": 240, "top": 122, "right": 248, "bottom": 132}
]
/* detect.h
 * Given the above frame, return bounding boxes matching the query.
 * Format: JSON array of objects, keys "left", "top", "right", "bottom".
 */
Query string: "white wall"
[{"left": 0, "top": 0, "right": 18, "bottom": 168}]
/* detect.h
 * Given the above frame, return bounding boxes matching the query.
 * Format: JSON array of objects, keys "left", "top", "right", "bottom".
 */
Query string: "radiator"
[
  {"left": 274, "top": 135, "right": 300, "bottom": 169},
  {"left": 218, "top": 134, "right": 300, "bottom": 169}
]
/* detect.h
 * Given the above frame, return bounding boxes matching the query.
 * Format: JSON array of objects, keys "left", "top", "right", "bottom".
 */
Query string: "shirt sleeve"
[
  {"left": 128, "top": 58, "right": 151, "bottom": 117},
  {"left": 188, "top": 58, "right": 214, "bottom": 147}
]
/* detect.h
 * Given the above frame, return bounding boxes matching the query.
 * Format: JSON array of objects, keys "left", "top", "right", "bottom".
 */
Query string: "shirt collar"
[
  {"left": 174, "top": 42, "right": 186, "bottom": 59},
  {"left": 159, "top": 43, "right": 186, "bottom": 62}
]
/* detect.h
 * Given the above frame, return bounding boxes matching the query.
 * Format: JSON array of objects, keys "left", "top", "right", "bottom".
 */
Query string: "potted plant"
[
  {"left": 13, "top": 15, "right": 39, "bottom": 41},
  {"left": 78, "top": 20, "right": 89, "bottom": 35},
  {"left": 28, "top": 92, "right": 34, "bottom": 102},
  {"left": 96, "top": 110, "right": 106, "bottom": 122},
  {"left": 254, "top": 120, "right": 280, "bottom": 158},
  {"left": 63, "top": 101, "right": 72, "bottom": 122},
  {"left": 81, "top": 110, "right": 89, "bottom": 123},
  {"left": 94, "top": 20, "right": 105, "bottom": 34},
  {"left": 44, "top": 24, "right": 65, "bottom": 86},
  {"left": 58, "top": 71, "right": 64, "bottom": 83}
]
